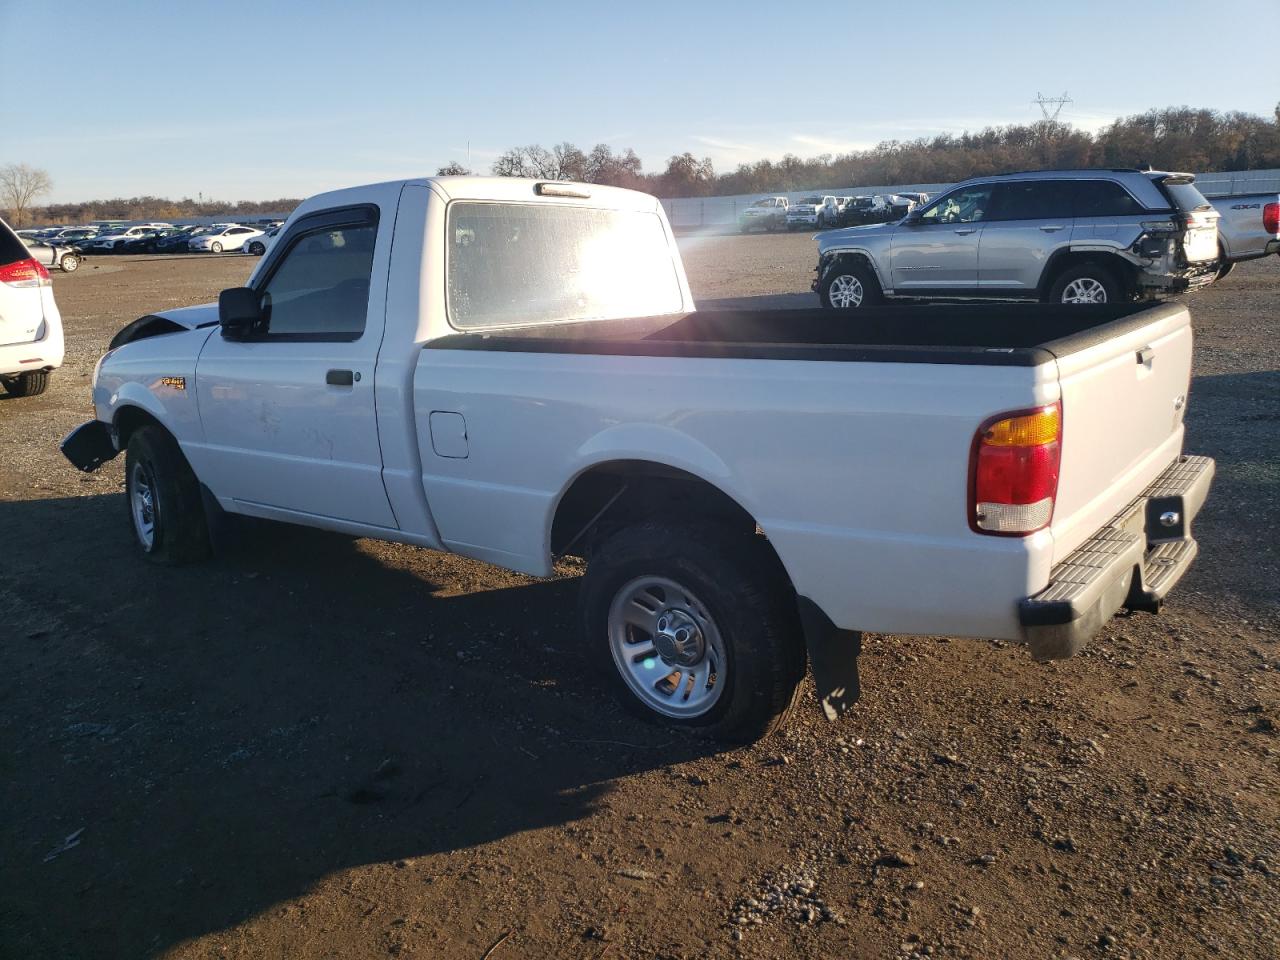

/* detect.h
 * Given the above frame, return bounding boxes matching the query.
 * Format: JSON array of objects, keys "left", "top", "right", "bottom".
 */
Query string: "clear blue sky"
[{"left": 3, "top": 0, "right": 1277, "bottom": 203}]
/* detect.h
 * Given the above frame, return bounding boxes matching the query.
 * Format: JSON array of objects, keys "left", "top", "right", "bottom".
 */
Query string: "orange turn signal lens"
[{"left": 981, "top": 405, "right": 1060, "bottom": 447}]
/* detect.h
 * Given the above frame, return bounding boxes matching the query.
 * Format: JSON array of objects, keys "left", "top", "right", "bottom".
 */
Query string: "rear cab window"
[{"left": 446, "top": 202, "right": 683, "bottom": 330}]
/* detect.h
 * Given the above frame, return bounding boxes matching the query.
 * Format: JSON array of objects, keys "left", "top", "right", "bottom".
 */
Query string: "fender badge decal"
[{"left": 159, "top": 376, "right": 186, "bottom": 391}]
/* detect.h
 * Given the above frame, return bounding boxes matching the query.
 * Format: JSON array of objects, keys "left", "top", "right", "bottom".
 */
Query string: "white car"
[
  {"left": 243, "top": 226, "right": 281, "bottom": 256},
  {"left": 23, "top": 238, "right": 84, "bottom": 273},
  {"left": 1, "top": 217, "right": 64, "bottom": 397},
  {"left": 189, "top": 224, "right": 264, "bottom": 253},
  {"left": 63, "top": 176, "right": 1214, "bottom": 744}
]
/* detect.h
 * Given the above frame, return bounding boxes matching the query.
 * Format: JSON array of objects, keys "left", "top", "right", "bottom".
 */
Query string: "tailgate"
[
  {"left": 1182, "top": 212, "right": 1219, "bottom": 263},
  {"left": 1048, "top": 305, "right": 1193, "bottom": 563}
]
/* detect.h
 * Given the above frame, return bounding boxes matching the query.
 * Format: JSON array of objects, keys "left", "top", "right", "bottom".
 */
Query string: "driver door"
[
  {"left": 890, "top": 183, "right": 993, "bottom": 291},
  {"left": 190, "top": 204, "right": 397, "bottom": 528}
]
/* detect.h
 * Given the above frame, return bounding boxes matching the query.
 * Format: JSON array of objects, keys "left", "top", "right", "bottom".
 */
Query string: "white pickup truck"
[{"left": 62, "top": 176, "right": 1214, "bottom": 743}]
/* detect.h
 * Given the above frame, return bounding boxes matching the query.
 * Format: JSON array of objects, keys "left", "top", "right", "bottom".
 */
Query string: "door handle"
[
  {"left": 1039, "top": 225, "right": 1065, "bottom": 232},
  {"left": 954, "top": 228, "right": 977, "bottom": 235},
  {"left": 1136, "top": 346, "right": 1154, "bottom": 366},
  {"left": 326, "top": 369, "right": 356, "bottom": 386}
]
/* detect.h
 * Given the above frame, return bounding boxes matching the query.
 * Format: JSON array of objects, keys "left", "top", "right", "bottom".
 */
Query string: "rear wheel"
[
  {"left": 59, "top": 253, "right": 80, "bottom": 272},
  {"left": 124, "top": 426, "right": 211, "bottom": 564},
  {"left": 819, "top": 260, "right": 883, "bottom": 309},
  {"left": 579, "top": 522, "right": 806, "bottom": 744},
  {"left": 1047, "top": 263, "right": 1122, "bottom": 304},
  {"left": 248, "top": 241, "right": 266, "bottom": 255},
  {"left": 2, "top": 371, "right": 50, "bottom": 397}
]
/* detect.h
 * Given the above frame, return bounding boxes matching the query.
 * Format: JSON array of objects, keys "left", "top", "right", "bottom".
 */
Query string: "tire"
[
  {"left": 1046, "top": 263, "right": 1122, "bottom": 305},
  {"left": 59, "top": 254, "right": 80, "bottom": 272},
  {"left": 210, "top": 241, "right": 223, "bottom": 254},
  {"left": 819, "top": 259, "right": 882, "bottom": 309},
  {"left": 1215, "top": 261, "right": 1234, "bottom": 282},
  {"left": 124, "top": 426, "right": 212, "bottom": 564},
  {"left": 2, "top": 371, "right": 50, "bottom": 397},
  {"left": 579, "top": 522, "right": 806, "bottom": 744},
  {"left": 248, "top": 241, "right": 265, "bottom": 256}
]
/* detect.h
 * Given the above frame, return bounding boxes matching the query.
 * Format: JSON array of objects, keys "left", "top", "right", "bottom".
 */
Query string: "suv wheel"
[
  {"left": 579, "top": 522, "right": 806, "bottom": 744},
  {"left": 1048, "top": 264, "right": 1121, "bottom": 305},
  {"left": 1, "top": 371, "right": 50, "bottom": 397},
  {"left": 819, "top": 261, "right": 882, "bottom": 309}
]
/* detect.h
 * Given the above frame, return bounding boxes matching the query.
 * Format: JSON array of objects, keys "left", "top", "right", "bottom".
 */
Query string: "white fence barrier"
[{"left": 660, "top": 168, "right": 1280, "bottom": 229}]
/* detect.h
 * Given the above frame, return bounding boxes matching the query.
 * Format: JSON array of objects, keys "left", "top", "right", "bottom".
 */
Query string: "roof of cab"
[{"left": 291, "top": 176, "right": 663, "bottom": 220}]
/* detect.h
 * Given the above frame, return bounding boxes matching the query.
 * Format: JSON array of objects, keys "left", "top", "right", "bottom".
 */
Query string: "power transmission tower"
[{"left": 1033, "top": 92, "right": 1072, "bottom": 122}]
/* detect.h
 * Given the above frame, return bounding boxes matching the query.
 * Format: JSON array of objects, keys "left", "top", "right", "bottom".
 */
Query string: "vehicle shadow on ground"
[
  {"left": 695, "top": 293, "right": 814, "bottom": 311},
  {"left": 0, "top": 493, "right": 719, "bottom": 958}
]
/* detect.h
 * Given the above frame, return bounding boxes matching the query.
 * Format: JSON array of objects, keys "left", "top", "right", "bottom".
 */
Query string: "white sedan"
[
  {"left": 189, "top": 224, "right": 264, "bottom": 253},
  {"left": 242, "top": 226, "right": 281, "bottom": 256},
  {"left": 22, "top": 238, "right": 83, "bottom": 272}
]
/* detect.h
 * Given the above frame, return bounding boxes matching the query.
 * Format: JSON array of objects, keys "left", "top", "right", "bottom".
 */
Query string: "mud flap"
[{"left": 796, "top": 596, "right": 862, "bottom": 720}]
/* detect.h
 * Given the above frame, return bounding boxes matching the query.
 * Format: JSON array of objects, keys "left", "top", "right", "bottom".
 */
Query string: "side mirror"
[{"left": 218, "top": 287, "right": 263, "bottom": 340}]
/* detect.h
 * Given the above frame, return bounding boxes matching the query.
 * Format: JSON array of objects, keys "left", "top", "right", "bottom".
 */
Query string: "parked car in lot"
[
  {"left": 1208, "top": 192, "right": 1279, "bottom": 279},
  {"left": 82, "top": 223, "right": 174, "bottom": 253},
  {"left": 189, "top": 224, "right": 264, "bottom": 253},
  {"left": 816, "top": 169, "right": 1221, "bottom": 308},
  {"left": 837, "top": 195, "right": 889, "bottom": 226},
  {"left": 118, "top": 229, "right": 176, "bottom": 254},
  {"left": 46, "top": 226, "right": 100, "bottom": 244},
  {"left": 151, "top": 225, "right": 209, "bottom": 253},
  {"left": 739, "top": 196, "right": 789, "bottom": 232},
  {"left": 786, "top": 196, "right": 831, "bottom": 230},
  {"left": 1, "top": 217, "right": 64, "bottom": 397},
  {"left": 243, "top": 226, "right": 281, "bottom": 256},
  {"left": 22, "top": 237, "right": 84, "bottom": 272},
  {"left": 62, "top": 176, "right": 1214, "bottom": 744}
]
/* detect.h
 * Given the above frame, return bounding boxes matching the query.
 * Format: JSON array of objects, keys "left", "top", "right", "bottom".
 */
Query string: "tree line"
[
  {"left": 450, "top": 104, "right": 1280, "bottom": 198},
  {"left": 7, "top": 104, "right": 1280, "bottom": 225}
]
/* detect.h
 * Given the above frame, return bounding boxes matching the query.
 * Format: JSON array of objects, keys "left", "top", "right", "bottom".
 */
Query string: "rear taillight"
[
  {"left": 969, "top": 402, "right": 1062, "bottom": 536},
  {"left": 0, "top": 257, "right": 51, "bottom": 288},
  {"left": 1264, "top": 202, "right": 1279, "bottom": 235}
]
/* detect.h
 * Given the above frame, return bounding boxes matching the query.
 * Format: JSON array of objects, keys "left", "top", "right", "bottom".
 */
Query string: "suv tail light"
[
  {"left": 1264, "top": 202, "right": 1279, "bottom": 236},
  {"left": 970, "top": 402, "right": 1062, "bottom": 535},
  {"left": 0, "top": 257, "right": 51, "bottom": 288}
]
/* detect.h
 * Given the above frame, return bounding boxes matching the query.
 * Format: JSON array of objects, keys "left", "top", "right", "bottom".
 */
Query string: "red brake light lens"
[
  {"left": 1263, "top": 202, "right": 1279, "bottom": 236},
  {"left": 0, "top": 257, "right": 51, "bottom": 287},
  {"left": 970, "top": 403, "right": 1062, "bottom": 535}
]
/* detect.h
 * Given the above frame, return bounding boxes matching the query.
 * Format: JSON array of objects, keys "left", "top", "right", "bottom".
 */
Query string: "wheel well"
[
  {"left": 1040, "top": 251, "right": 1135, "bottom": 297},
  {"left": 113, "top": 406, "right": 166, "bottom": 450},
  {"left": 551, "top": 460, "right": 791, "bottom": 571}
]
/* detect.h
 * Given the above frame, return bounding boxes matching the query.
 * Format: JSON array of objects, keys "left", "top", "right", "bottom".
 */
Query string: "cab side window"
[{"left": 258, "top": 220, "right": 377, "bottom": 339}]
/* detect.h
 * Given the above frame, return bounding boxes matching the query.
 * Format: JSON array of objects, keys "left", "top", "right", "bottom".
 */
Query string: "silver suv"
[{"left": 814, "top": 169, "right": 1221, "bottom": 308}]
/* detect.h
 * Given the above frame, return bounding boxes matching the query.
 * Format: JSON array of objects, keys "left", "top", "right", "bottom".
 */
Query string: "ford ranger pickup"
[{"left": 62, "top": 176, "right": 1214, "bottom": 743}]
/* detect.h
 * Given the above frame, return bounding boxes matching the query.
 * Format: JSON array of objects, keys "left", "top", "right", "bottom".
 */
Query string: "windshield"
[
  {"left": 750, "top": 199, "right": 774, "bottom": 207},
  {"left": 801, "top": 197, "right": 823, "bottom": 205},
  {"left": 447, "top": 201, "right": 682, "bottom": 329},
  {"left": 851, "top": 198, "right": 872, "bottom": 208}
]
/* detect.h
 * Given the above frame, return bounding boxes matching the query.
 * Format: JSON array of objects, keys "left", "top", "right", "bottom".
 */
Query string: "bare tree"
[
  {"left": 0, "top": 163, "right": 53, "bottom": 227},
  {"left": 437, "top": 161, "right": 473, "bottom": 176}
]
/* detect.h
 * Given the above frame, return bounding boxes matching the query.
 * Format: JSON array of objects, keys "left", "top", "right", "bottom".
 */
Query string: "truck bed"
[{"left": 428, "top": 302, "right": 1181, "bottom": 367}]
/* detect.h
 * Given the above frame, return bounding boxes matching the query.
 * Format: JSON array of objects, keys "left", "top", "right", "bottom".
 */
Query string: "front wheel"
[
  {"left": 1047, "top": 264, "right": 1122, "bottom": 304},
  {"left": 59, "top": 253, "right": 80, "bottom": 272},
  {"left": 210, "top": 241, "right": 223, "bottom": 253},
  {"left": 819, "top": 261, "right": 882, "bottom": 309},
  {"left": 124, "top": 426, "right": 212, "bottom": 564},
  {"left": 579, "top": 522, "right": 806, "bottom": 744},
  {"left": 248, "top": 241, "right": 265, "bottom": 255}
]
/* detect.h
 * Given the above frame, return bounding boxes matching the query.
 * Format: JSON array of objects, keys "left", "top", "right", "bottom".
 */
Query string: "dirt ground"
[{"left": 1, "top": 241, "right": 1277, "bottom": 960}]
